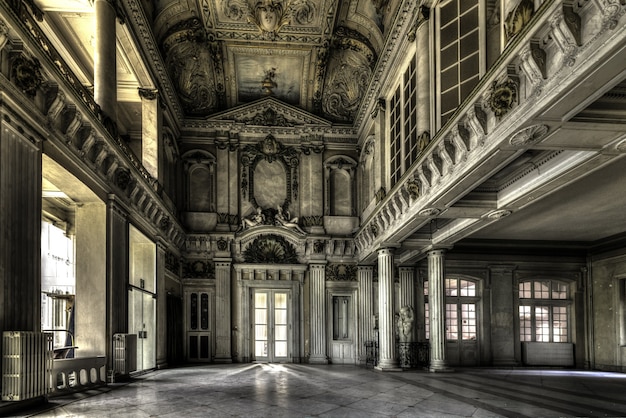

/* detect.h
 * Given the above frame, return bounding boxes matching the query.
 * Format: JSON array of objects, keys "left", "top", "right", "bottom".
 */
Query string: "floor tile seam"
[
  {"left": 402, "top": 375, "right": 626, "bottom": 418},
  {"left": 381, "top": 374, "right": 533, "bottom": 418},
  {"left": 460, "top": 372, "right": 626, "bottom": 407}
]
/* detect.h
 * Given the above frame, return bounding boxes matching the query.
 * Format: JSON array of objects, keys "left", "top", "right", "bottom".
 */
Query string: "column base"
[
  {"left": 309, "top": 355, "right": 329, "bottom": 364},
  {"left": 375, "top": 359, "right": 401, "bottom": 371}
]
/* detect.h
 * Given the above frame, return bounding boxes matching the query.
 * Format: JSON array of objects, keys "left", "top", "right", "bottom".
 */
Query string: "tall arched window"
[
  {"left": 182, "top": 150, "right": 216, "bottom": 212},
  {"left": 518, "top": 279, "right": 571, "bottom": 342}
]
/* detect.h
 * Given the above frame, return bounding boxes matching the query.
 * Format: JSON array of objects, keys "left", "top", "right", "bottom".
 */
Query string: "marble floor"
[{"left": 7, "top": 364, "right": 626, "bottom": 417}]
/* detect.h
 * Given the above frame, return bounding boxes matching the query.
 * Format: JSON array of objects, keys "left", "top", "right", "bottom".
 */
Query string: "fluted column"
[
  {"left": 428, "top": 249, "right": 450, "bottom": 372},
  {"left": 214, "top": 259, "right": 232, "bottom": 363},
  {"left": 398, "top": 266, "right": 416, "bottom": 341},
  {"left": 94, "top": 0, "right": 117, "bottom": 121},
  {"left": 309, "top": 263, "right": 328, "bottom": 364},
  {"left": 358, "top": 265, "right": 375, "bottom": 364},
  {"left": 376, "top": 248, "right": 400, "bottom": 370}
]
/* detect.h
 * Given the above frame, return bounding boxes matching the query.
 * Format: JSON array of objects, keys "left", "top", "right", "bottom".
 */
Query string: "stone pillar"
[
  {"left": 428, "top": 249, "right": 450, "bottom": 372},
  {"left": 106, "top": 196, "right": 129, "bottom": 370},
  {"left": 376, "top": 248, "right": 399, "bottom": 371},
  {"left": 156, "top": 241, "right": 167, "bottom": 368},
  {"left": 75, "top": 203, "right": 107, "bottom": 357},
  {"left": 309, "top": 263, "right": 328, "bottom": 364},
  {"left": 358, "top": 265, "right": 374, "bottom": 364},
  {"left": 214, "top": 259, "right": 232, "bottom": 362},
  {"left": 398, "top": 266, "right": 416, "bottom": 341},
  {"left": 232, "top": 268, "right": 243, "bottom": 362},
  {"left": 139, "top": 88, "right": 161, "bottom": 182},
  {"left": 415, "top": 7, "right": 431, "bottom": 142},
  {"left": 94, "top": 0, "right": 117, "bottom": 121},
  {"left": 488, "top": 265, "right": 517, "bottom": 366},
  {"left": 0, "top": 119, "right": 42, "bottom": 335}
]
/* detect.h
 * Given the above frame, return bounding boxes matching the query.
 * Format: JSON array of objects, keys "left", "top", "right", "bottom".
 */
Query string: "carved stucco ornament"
[
  {"left": 326, "top": 264, "right": 357, "bottom": 281},
  {"left": 418, "top": 207, "right": 441, "bottom": 217},
  {"left": 508, "top": 124, "right": 549, "bottom": 147},
  {"left": 488, "top": 77, "right": 519, "bottom": 119},
  {"left": 504, "top": 0, "right": 534, "bottom": 41},
  {"left": 406, "top": 180, "right": 420, "bottom": 200},
  {"left": 12, "top": 55, "right": 43, "bottom": 97},
  {"left": 243, "top": 234, "right": 299, "bottom": 263},
  {"left": 114, "top": 167, "right": 131, "bottom": 190}
]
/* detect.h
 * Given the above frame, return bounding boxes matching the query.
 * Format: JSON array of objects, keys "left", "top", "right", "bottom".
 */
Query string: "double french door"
[{"left": 253, "top": 290, "right": 291, "bottom": 362}]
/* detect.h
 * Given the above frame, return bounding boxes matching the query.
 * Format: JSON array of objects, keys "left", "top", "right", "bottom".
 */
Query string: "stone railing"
[
  {"left": 50, "top": 356, "right": 107, "bottom": 396},
  {"left": 355, "top": 0, "right": 626, "bottom": 257},
  {"left": 0, "top": 1, "right": 185, "bottom": 248}
]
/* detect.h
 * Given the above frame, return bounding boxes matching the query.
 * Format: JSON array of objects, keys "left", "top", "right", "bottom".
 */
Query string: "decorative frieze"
[{"left": 325, "top": 264, "right": 357, "bottom": 281}]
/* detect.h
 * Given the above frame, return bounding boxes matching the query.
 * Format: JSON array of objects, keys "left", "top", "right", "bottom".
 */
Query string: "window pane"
[
  {"left": 446, "top": 303, "right": 458, "bottom": 340},
  {"left": 552, "top": 306, "right": 568, "bottom": 342},
  {"left": 255, "top": 308, "right": 267, "bottom": 324},
  {"left": 534, "top": 281, "right": 550, "bottom": 299},
  {"left": 255, "top": 292, "right": 267, "bottom": 308},
  {"left": 461, "top": 303, "right": 476, "bottom": 340},
  {"left": 275, "top": 293, "right": 287, "bottom": 309},
  {"left": 425, "top": 302, "right": 430, "bottom": 340},
  {"left": 552, "top": 282, "right": 568, "bottom": 299},
  {"left": 519, "top": 282, "right": 531, "bottom": 299},
  {"left": 255, "top": 324, "right": 267, "bottom": 340},
  {"left": 275, "top": 325, "right": 287, "bottom": 341},
  {"left": 275, "top": 309, "right": 287, "bottom": 325},
  {"left": 460, "top": 280, "right": 476, "bottom": 297},
  {"left": 519, "top": 305, "right": 532, "bottom": 341},
  {"left": 255, "top": 341, "right": 267, "bottom": 357},
  {"left": 535, "top": 306, "right": 550, "bottom": 342},
  {"left": 446, "top": 278, "right": 458, "bottom": 296},
  {"left": 275, "top": 341, "right": 287, "bottom": 357}
]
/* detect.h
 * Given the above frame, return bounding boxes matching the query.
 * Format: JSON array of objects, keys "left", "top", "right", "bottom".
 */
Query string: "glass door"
[{"left": 254, "top": 290, "right": 290, "bottom": 362}]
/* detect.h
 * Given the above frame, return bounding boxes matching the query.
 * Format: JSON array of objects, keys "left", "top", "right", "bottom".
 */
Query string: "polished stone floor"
[{"left": 10, "top": 364, "right": 626, "bottom": 417}]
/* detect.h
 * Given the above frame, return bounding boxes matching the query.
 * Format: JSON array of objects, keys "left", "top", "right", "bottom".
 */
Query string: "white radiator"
[
  {"left": 2, "top": 331, "right": 53, "bottom": 401},
  {"left": 113, "top": 334, "right": 137, "bottom": 375},
  {"left": 522, "top": 342, "right": 574, "bottom": 366}
]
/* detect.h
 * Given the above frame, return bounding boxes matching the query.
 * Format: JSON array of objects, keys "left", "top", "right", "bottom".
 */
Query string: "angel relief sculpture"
[{"left": 240, "top": 205, "right": 306, "bottom": 234}]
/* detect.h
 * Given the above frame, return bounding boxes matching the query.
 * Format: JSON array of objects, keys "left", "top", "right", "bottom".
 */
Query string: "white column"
[
  {"left": 214, "top": 259, "right": 232, "bottom": 363},
  {"left": 309, "top": 263, "right": 328, "bottom": 364},
  {"left": 358, "top": 265, "right": 374, "bottom": 364},
  {"left": 156, "top": 241, "right": 167, "bottom": 368},
  {"left": 428, "top": 249, "right": 450, "bottom": 372},
  {"left": 94, "top": 0, "right": 117, "bottom": 121},
  {"left": 376, "top": 248, "right": 400, "bottom": 371}
]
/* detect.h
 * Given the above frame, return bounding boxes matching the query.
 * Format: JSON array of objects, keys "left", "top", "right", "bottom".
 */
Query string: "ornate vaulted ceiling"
[{"left": 153, "top": 0, "right": 391, "bottom": 124}]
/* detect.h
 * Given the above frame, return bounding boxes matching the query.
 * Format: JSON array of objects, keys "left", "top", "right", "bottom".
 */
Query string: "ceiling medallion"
[
  {"left": 248, "top": 0, "right": 291, "bottom": 39},
  {"left": 485, "top": 209, "right": 512, "bottom": 220},
  {"left": 508, "top": 124, "right": 549, "bottom": 147}
]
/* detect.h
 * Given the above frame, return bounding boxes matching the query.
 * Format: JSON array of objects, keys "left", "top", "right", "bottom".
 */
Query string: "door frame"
[
  {"left": 251, "top": 288, "right": 293, "bottom": 362},
  {"left": 235, "top": 264, "right": 306, "bottom": 363}
]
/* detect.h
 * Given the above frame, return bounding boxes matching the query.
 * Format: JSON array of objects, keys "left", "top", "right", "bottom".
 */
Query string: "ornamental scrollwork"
[
  {"left": 326, "top": 264, "right": 357, "bottom": 281},
  {"left": 508, "top": 124, "right": 549, "bottom": 147},
  {"left": 183, "top": 260, "right": 216, "bottom": 279},
  {"left": 406, "top": 180, "right": 420, "bottom": 200},
  {"left": 504, "top": 0, "right": 534, "bottom": 41}
]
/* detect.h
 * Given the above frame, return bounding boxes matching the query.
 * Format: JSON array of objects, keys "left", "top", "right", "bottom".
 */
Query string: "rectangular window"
[
  {"left": 437, "top": 0, "right": 481, "bottom": 127},
  {"left": 519, "top": 305, "right": 532, "bottom": 342},
  {"left": 389, "top": 53, "right": 419, "bottom": 188}
]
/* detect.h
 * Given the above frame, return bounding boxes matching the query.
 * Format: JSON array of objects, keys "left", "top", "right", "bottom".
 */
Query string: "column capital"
[
  {"left": 358, "top": 265, "right": 374, "bottom": 272},
  {"left": 138, "top": 87, "right": 159, "bottom": 101},
  {"left": 398, "top": 266, "right": 415, "bottom": 273}
]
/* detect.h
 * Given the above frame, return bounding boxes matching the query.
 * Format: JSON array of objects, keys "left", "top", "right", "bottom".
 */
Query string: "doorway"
[{"left": 253, "top": 289, "right": 291, "bottom": 362}]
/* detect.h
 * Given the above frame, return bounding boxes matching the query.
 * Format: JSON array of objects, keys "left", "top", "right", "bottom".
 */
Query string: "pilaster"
[
  {"left": 214, "top": 259, "right": 232, "bottom": 362},
  {"left": 376, "top": 248, "right": 400, "bottom": 371},
  {"left": 156, "top": 240, "right": 167, "bottom": 368},
  {"left": 358, "top": 265, "right": 374, "bottom": 364},
  {"left": 309, "top": 263, "right": 328, "bottom": 364},
  {"left": 139, "top": 88, "right": 161, "bottom": 182},
  {"left": 488, "top": 264, "right": 518, "bottom": 366}
]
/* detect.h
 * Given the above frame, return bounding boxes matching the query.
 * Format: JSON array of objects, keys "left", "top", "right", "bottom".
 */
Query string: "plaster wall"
[{"left": 590, "top": 252, "right": 626, "bottom": 371}]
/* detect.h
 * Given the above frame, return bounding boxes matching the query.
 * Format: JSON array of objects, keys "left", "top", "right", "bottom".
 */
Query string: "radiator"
[
  {"left": 2, "top": 331, "right": 53, "bottom": 401},
  {"left": 113, "top": 334, "right": 137, "bottom": 375},
  {"left": 522, "top": 342, "right": 574, "bottom": 366}
]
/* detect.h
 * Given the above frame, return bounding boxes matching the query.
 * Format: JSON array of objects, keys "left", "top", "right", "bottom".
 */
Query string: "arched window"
[
  {"left": 518, "top": 279, "right": 571, "bottom": 342},
  {"left": 182, "top": 150, "right": 216, "bottom": 212}
]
